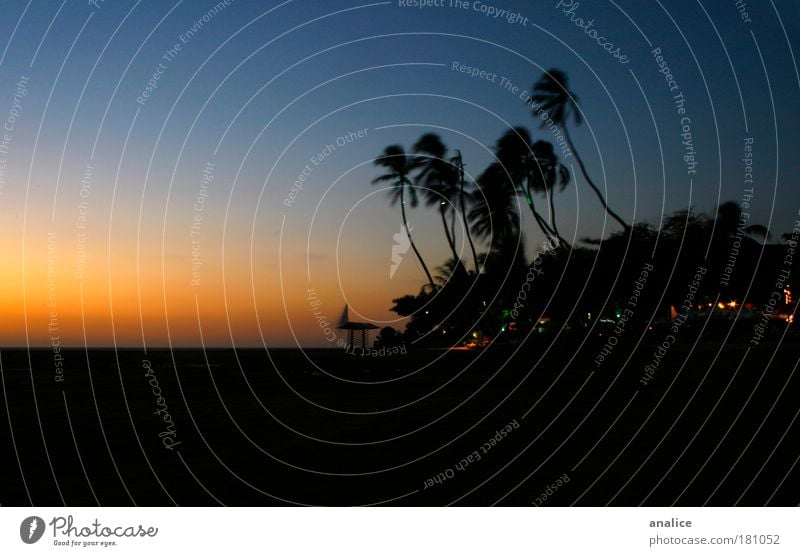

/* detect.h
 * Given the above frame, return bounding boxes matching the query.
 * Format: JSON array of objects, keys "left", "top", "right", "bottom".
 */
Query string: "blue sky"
[{"left": 1, "top": 0, "right": 798, "bottom": 345}]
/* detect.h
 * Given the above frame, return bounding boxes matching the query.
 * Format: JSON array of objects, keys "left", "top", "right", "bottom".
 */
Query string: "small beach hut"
[{"left": 336, "top": 305, "right": 379, "bottom": 349}]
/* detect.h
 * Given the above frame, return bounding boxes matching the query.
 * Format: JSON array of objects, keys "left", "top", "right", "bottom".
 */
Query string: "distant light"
[
  {"left": 717, "top": 302, "right": 725, "bottom": 310},
  {"left": 728, "top": 301, "right": 737, "bottom": 308}
]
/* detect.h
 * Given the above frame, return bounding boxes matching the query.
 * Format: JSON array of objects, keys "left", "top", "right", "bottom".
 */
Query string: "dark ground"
[{"left": 1, "top": 336, "right": 799, "bottom": 506}]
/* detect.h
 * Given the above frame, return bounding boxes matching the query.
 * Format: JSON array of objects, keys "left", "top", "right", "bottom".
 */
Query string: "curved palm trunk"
[
  {"left": 545, "top": 184, "right": 571, "bottom": 248},
  {"left": 440, "top": 205, "right": 460, "bottom": 263},
  {"left": 457, "top": 162, "right": 481, "bottom": 274},
  {"left": 400, "top": 185, "right": 437, "bottom": 290},
  {"left": 530, "top": 203, "right": 563, "bottom": 246},
  {"left": 525, "top": 186, "right": 568, "bottom": 249},
  {"left": 564, "top": 127, "right": 629, "bottom": 232},
  {"left": 449, "top": 207, "right": 457, "bottom": 253}
]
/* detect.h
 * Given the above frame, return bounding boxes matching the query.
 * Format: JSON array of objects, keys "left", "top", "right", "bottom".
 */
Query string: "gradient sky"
[{"left": 0, "top": 0, "right": 798, "bottom": 347}]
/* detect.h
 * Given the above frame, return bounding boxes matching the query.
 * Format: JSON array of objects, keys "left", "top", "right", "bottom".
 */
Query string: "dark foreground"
[{"left": 1, "top": 338, "right": 799, "bottom": 506}]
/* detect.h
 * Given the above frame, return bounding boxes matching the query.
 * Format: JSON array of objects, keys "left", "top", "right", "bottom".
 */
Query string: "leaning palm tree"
[
  {"left": 451, "top": 149, "right": 481, "bottom": 274},
  {"left": 493, "top": 128, "right": 562, "bottom": 246},
  {"left": 373, "top": 145, "right": 437, "bottom": 290},
  {"left": 412, "top": 134, "right": 462, "bottom": 266},
  {"left": 530, "top": 140, "right": 571, "bottom": 244},
  {"left": 528, "top": 69, "right": 629, "bottom": 232},
  {"left": 469, "top": 162, "right": 522, "bottom": 247}
]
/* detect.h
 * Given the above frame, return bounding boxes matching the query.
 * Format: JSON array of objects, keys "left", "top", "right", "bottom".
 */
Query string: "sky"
[{"left": 0, "top": 0, "right": 798, "bottom": 347}]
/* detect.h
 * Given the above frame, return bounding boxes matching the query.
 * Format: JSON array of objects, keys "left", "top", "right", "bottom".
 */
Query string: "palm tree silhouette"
[
  {"left": 412, "top": 134, "right": 462, "bottom": 268},
  {"left": 529, "top": 69, "right": 629, "bottom": 232},
  {"left": 530, "top": 140, "right": 571, "bottom": 245},
  {"left": 494, "top": 128, "right": 562, "bottom": 245},
  {"left": 452, "top": 149, "right": 481, "bottom": 274},
  {"left": 469, "top": 162, "right": 522, "bottom": 246},
  {"left": 373, "top": 145, "right": 437, "bottom": 290},
  {"left": 435, "top": 257, "right": 468, "bottom": 286}
]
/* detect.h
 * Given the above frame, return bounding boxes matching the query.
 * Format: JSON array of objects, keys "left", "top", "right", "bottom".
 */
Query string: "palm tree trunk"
[
  {"left": 400, "top": 186, "right": 437, "bottom": 290},
  {"left": 530, "top": 203, "right": 561, "bottom": 245},
  {"left": 563, "top": 127, "right": 629, "bottom": 232},
  {"left": 440, "top": 205, "right": 459, "bottom": 263},
  {"left": 457, "top": 161, "right": 481, "bottom": 274},
  {"left": 525, "top": 186, "right": 568, "bottom": 248},
  {"left": 449, "top": 207, "right": 457, "bottom": 253},
  {"left": 545, "top": 184, "right": 570, "bottom": 248}
]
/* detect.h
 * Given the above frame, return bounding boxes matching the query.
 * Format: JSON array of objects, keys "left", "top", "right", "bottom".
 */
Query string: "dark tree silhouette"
[
  {"left": 452, "top": 149, "right": 481, "bottom": 274},
  {"left": 412, "top": 133, "right": 463, "bottom": 270},
  {"left": 529, "top": 69, "right": 629, "bottom": 232},
  {"left": 530, "top": 140, "right": 571, "bottom": 245},
  {"left": 469, "top": 162, "right": 522, "bottom": 246},
  {"left": 493, "top": 127, "right": 564, "bottom": 246},
  {"left": 373, "top": 145, "right": 437, "bottom": 290}
]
